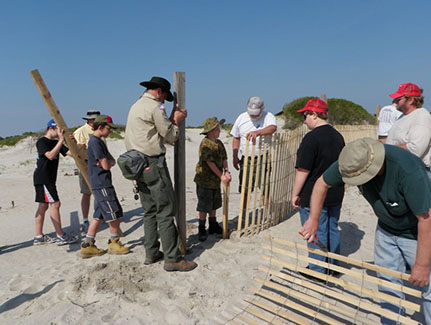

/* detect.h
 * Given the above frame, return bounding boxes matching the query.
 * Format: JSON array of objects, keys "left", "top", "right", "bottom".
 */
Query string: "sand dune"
[{"left": 0, "top": 129, "right": 424, "bottom": 324}]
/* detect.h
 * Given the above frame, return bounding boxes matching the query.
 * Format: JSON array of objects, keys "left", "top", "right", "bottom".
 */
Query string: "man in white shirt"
[
  {"left": 386, "top": 83, "right": 431, "bottom": 180},
  {"left": 231, "top": 97, "right": 277, "bottom": 193},
  {"left": 377, "top": 99, "right": 402, "bottom": 143}
]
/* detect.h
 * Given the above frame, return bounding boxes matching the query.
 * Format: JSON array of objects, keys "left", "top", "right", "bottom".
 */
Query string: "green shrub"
[
  {"left": 0, "top": 132, "right": 42, "bottom": 147},
  {"left": 282, "top": 97, "right": 375, "bottom": 130}
]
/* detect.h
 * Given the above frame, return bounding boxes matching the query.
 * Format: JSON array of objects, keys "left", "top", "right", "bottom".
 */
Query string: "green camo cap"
[{"left": 200, "top": 117, "right": 225, "bottom": 135}]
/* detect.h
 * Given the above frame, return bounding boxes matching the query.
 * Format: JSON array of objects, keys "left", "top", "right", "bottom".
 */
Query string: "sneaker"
[
  {"left": 33, "top": 234, "right": 55, "bottom": 245},
  {"left": 81, "top": 241, "right": 105, "bottom": 258},
  {"left": 107, "top": 237, "right": 130, "bottom": 255},
  {"left": 144, "top": 251, "right": 164, "bottom": 265},
  {"left": 80, "top": 221, "right": 89, "bottom": 235},
  {"left": 55, "top": 233, "right": 79, "bottom": 246},
  {"left": 164, "top": 258, "right": 197, "bottom": 272}
]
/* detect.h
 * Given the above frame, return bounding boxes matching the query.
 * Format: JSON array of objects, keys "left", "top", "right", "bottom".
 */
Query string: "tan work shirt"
[
  {"left": 73, "top": 122, "right": 93, "bottom": 160},
  {"left": 125, "top": 92, "right": 179, "bottom": 156}
]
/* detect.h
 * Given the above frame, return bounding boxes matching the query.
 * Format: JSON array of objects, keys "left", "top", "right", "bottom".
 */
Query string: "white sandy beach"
[{"left": 0, "top": 129, "right": 425, "bottom": 324}]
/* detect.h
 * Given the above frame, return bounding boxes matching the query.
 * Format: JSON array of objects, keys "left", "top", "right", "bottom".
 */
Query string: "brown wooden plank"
[
  {"left": 173, "top": 72, "right": 186, "bottom": 256},
  {"left": 30, "top": 69, "right": 90, "bottom": 189}
]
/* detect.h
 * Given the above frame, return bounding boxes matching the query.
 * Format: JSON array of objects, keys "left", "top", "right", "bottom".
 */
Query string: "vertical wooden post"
[
  {"left": 320, "top": 94, "right": 327, "bottom": 103},
  {"left": 30, "top": 69, "right": 90, "bottom": 189},
  {"left": 375, "top": 105, "right": 381, "bottom": 125},
  {"left": 222, "top": 184, "right": 229, "bottom": 239},
  {"left": 173, "top": 72, "right": 187, "bottom": 255}
]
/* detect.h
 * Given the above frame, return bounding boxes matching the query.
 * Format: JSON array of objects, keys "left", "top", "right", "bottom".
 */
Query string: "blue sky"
[{"left": 0, "top": 0, "right": 430, "bottom": 137}]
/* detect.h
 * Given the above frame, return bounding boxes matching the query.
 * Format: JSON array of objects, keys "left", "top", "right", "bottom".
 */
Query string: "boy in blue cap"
[{"left": 33, "top": 119, "right": 79, "bottom": 245}]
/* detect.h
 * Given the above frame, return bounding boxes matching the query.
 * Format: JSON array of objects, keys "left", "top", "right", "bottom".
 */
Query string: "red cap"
[
  {"left": 297, "top": 98, "right": 328, "bottom": 113},
  {"left": 389, "top": 83, "right": 422, "bottom": 98}
]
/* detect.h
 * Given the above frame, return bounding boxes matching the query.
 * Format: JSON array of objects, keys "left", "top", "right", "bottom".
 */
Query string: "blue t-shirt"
[
  {"left": 323, "top": 145, "right": 431, "bottom": 239},
  {"left": 87, "top": 135, "right": 113, "bottom": 189}
]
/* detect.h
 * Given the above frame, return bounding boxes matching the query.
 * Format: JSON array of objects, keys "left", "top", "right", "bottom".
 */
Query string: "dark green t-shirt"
[
  {"left": 323, "top": 145, "right": 431, "bottom": 239},
  {"left": 194, "top": 137, "right": 227, "bottom": 189}
]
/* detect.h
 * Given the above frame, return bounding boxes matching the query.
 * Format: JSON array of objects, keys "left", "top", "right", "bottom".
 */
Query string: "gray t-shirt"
[{"left": 87, "top": 135, "right": 113, "bottom": 189}]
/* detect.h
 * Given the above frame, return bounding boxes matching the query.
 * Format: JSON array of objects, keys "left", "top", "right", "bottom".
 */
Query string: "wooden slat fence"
[
  {"left": 236, "top": 124, "right": 377, "bottom": 237},
  {"left": 217, "top": 237, "right": 421, "bottom": 325}
]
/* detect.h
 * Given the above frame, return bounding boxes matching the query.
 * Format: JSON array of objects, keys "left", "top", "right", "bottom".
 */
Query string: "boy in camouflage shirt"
[{"left": 194, "top": 117, "right": 232, "bottom": 241}]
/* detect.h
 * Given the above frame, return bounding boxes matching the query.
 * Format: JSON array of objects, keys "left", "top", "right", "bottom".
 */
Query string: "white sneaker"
[
  {"left": 33, "top": 234, "right": 55, "bottom": 245},
  {"left": 55, "top": 233, "right": 79, "bottom": 246}
]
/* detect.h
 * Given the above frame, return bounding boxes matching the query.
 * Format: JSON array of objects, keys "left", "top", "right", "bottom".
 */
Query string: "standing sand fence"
[{"left": 234, "top": 124, "right": 377, "bottom": 237}]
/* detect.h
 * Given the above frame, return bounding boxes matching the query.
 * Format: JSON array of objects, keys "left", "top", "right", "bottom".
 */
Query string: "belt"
[{"left": 145, "top": 154, "right": 166, "bottom": 168}]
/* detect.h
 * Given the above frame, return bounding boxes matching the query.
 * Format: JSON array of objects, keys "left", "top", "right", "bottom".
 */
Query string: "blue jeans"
[
  {"left": 299, "top": 205, "right": 341, "bottom": 273},
  {"left": 375, "top": 226, "right": 431, "bottom": 325}
]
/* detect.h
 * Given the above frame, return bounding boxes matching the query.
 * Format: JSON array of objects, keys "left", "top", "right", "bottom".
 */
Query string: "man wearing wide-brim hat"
[
  {"left": 300, "top": 137, "right": 431, "bottom": 324},
  {"left": 125, "top": 76, "right": 197, "bottom": 272},
  {"left": 73, "top": 109, "right": 101, "bottom": 233}
]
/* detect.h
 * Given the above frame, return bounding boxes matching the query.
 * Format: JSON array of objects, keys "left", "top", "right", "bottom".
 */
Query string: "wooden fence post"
[
  {"left": 320, "top": 94, "right": 327, "bottom": 103},
  {"left": 173, "top": 72, "right": 187, "bottom": 255},
  {"left": 375, "top": 105, "right": 381, "bottom": 125},
  {"left": 30, "top": 69, "right": 90, "bottom": 189}
]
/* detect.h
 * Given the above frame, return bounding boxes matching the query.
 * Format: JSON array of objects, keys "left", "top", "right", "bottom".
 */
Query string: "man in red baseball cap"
[
  {"left": 386, "top": 83, "right": 431, "bottom": 181},
  {"left": 293, "top": 98, "right": 345, "bottom": 281}
]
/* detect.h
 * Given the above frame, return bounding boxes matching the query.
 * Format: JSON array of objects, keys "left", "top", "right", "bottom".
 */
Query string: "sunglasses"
[
  {"left": 303, "top": 112, "right": 314, "bottom": 120},
  {"left": 394, "top": 96, "right": 407, "bottom": 104}
]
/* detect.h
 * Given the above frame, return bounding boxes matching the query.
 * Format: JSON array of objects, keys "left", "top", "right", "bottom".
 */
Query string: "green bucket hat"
[{"left": 200, "top": 117, "right": 225, "bottom": 135}]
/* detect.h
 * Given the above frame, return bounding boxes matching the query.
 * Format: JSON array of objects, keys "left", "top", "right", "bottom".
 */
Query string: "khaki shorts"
[{"left": 79, "top": 172, "right": 91, "bottom": 194}]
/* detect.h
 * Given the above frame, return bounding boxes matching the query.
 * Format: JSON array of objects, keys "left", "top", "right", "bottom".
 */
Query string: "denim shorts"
[
  {"left": 93, "top": 187, "right": 123, "bottom": 222},
  {"left": 196, "top": 185, "right": 222, "bottom": 213}
]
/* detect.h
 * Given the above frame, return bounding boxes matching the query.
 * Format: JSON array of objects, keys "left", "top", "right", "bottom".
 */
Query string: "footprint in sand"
[{"left": 8, "top": 275, "right": 26, "bottom": 292}]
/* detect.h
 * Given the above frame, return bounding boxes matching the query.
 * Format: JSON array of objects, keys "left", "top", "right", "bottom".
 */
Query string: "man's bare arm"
[{"left": 300, "top": 176, "right": 331, "bottom": 243}]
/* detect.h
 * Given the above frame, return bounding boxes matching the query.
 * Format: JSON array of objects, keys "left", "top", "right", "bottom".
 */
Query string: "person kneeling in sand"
[
  {"left": 194, "top": 117, "right": 231, "bottom": 241},
  {"left": 80, "top": 115, "right": 130, "bottom": 258},
  {"left": 33, "top": 119, "right": 79, "bottom": 246}
]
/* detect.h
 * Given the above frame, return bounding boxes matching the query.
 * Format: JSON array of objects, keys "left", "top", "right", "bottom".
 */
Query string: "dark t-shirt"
[
  {"left": 295, "top": 124, "right": 345, "bottom": 207},
  {"left": 323, "top": 145, "right": 431, "bottom": 239},
  {"left": 33, "top": 137, "right": 68, "bottom": 185},
  {"left": 87, "top": 135, "right": 113, "bottom": 190}
]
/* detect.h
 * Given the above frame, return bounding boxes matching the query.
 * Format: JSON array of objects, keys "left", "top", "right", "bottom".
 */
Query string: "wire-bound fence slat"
[{"left": 236, "top": 124, "right": 378, "bottom": 237}]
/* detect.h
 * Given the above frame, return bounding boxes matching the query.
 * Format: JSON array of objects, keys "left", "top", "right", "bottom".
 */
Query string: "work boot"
[
  {"left": 80, "top": 240, "right": 105, "bottom": 258},
  {"left": 164, "top": 259, "right": 198, "bottom": 272},
  {"left": 208, "top": 216, "right": 223, "bottom": 235},
  {"left": 198, "top": 219, "right": 207, "bottom": 241},
  {"left": 107, "top": 237, "right": 130, "bottom": 255},
  {"left": 144, "top": 251, "right": 164, "bottom": 265}
]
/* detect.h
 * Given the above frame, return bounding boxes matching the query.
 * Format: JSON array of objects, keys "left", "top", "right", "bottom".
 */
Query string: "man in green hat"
[
  {"left": 125, "top": 76, "right": 197, "bottom": 272},
  {"left": 301, "top": 137, "right": 431, "bottom": 324},
  {"left": 194, "top": 117, "right": 231, "bottom": 241}
]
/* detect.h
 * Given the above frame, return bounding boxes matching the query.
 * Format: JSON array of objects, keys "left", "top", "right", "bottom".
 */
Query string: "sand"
[{"left": 0, "top": 129, "right": 424, "bottom": 324}]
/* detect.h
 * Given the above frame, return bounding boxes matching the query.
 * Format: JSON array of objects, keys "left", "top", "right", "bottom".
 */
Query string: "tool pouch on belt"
[{"left": 117, "top": 150, "right": 148, "bottom": 180}]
